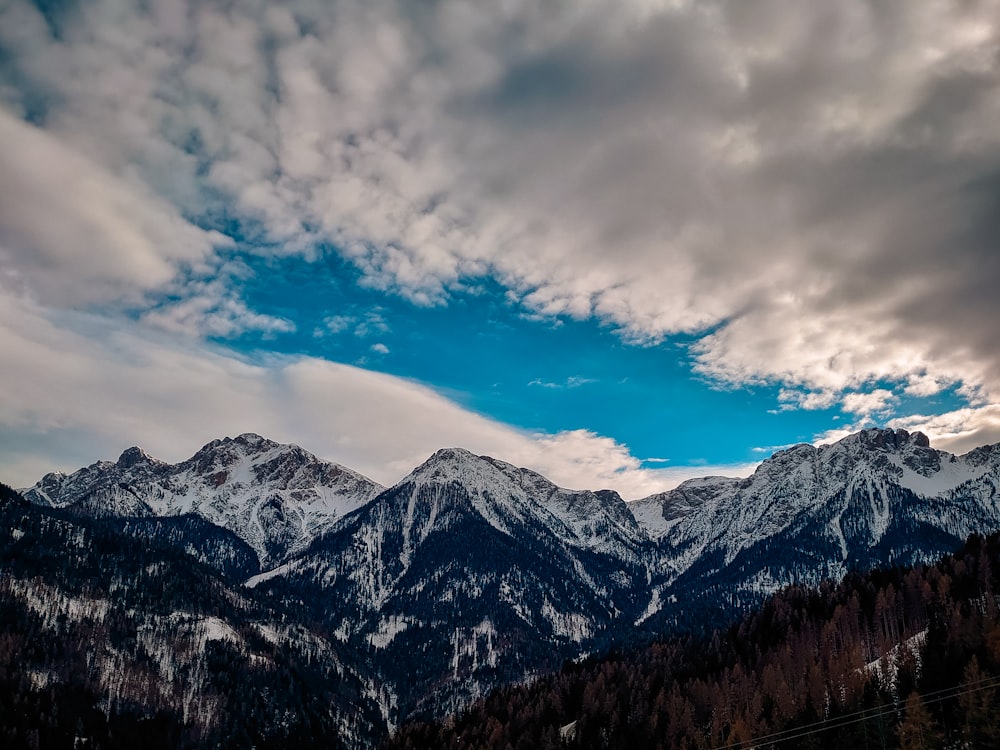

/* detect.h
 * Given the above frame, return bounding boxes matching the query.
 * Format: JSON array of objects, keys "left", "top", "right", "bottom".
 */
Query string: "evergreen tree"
[
  {"left": 958, "top": 656, "right": 1000, "bottom": 749},
  {"left": 896, "top": 692, "right": 941, "bottom": 750}
]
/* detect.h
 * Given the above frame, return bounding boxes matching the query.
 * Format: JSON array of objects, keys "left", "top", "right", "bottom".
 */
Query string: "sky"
[{"left": 2, "top": 0, "right": 1000, "bottom": 499}]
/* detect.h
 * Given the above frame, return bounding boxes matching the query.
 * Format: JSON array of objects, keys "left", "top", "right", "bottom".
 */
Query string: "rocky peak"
[
  {"left": 402, "top": 448, "right": 483, "bottom": 483},
  {"left": 232, "top": 433, "right": 278, "bottom": 451},
  {"left": 116, "top": 446, "right": 160, "bottom": 469},
  {"left": 847, "top": 427, "right": 928, "bottom": 452}
]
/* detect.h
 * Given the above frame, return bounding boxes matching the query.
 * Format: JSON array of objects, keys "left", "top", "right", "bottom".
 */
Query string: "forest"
[
  {"left": 0, "top": 482, "right": 383, "bottom": 749},
  {"left": 388, "top": 532, "right": 1000, "bottom": 749}
]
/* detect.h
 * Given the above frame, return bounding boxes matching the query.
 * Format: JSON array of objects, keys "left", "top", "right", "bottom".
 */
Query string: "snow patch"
[
  {"left": 368, "top": 615, "right": 410, "bottom": 649},
  {"left": 541, "top": 599, "right": 593, "bottom": 642},
  {"left": 244, "top": 561, "right": 294, "bottom": 588}
]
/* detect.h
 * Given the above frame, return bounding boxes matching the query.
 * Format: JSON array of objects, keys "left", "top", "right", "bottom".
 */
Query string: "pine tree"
[
  {"left": 958, "top": 656, "right": 1000, "bottom": 749},
  {"left": 897, "top": 692, "right": 941, "bottom": 750}
]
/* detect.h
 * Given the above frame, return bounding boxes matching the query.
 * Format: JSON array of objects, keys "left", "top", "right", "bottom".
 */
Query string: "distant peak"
[
  {"left": 233, "top": 432, "right": 278, "bottom": 448},
  {"left": 850, "top": 427, "right": 930, "bottom": 451},
  {"left": 400, "top": 447, "right": 489, "bottom": 485},
  {"left": 194, "top": 433, "right": 280, "bottom": 456},
  {"left": 116, "top": 446, "right": 158, "bottom": 469},
  {"left": 427, "top": 447, "right": 479, "bottom": 463}
]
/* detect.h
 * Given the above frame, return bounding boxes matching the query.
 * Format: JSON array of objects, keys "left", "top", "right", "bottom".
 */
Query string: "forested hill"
[{"left": 389, "top": 533, "right": 1000, "bottom": 750}]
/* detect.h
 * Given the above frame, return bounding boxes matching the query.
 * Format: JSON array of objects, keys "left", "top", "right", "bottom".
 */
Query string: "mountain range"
[{"left": 7, "top": 427, "right": 1000, "bottom": 744}]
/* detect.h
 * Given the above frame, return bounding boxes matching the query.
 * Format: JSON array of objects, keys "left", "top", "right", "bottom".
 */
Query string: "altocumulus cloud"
[{"left": 2, "top": 0, "right": 1000, "bottom": 487}]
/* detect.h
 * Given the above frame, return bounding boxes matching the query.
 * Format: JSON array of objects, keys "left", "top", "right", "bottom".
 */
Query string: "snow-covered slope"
[
  {"left": 22, "top": 433, "right": 384, "bottom": 566},
  {"left": 252, "top": 447, "right": 655, "bottom": 721},
  {"left": 18, "top": 426, "right": 1000, "bottom": 732},
  {"left": 630, "top": 428, "right": 1000, "bottom": 613}
]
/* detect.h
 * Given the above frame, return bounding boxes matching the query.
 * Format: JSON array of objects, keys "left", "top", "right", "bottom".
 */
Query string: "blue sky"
[
  {"left": 2, "top": 0, "right": 999, "bottom": 496},
  {"left": 231, "top": 251, "right": 972, "bottom": 469}
]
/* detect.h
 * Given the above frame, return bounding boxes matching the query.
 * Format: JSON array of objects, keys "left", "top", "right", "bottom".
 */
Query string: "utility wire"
[{"left": 707, "top": 672, "right": 1000, "bottom": 749}]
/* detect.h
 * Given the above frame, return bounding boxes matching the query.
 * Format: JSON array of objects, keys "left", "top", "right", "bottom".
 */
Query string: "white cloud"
[
  {"left": 888, "top": 406, "right": 1000, "bottom": 456},
  {"left": 320, "top": 315, "right": 354, "bottom": 335},
  {"left": 841, "top": 389, "right": 898, "bottom": 417},
  {"left": 3, "top": 0, "right": 1000, "bottom": 481},
  {"left": 521, "top": 429, "right": 757, "bottom": 498},
  {"left": 370, "top": 342, "right": 390, "bottom": 355},
  {"left": 142, "top": 279, "right": 295, "bottom": 339},
  {"left": 0, "top": 109, "right": 226, "bottom": 306},
  {"left": 0, "top": 293, "right": 700, "bottom": 498}
]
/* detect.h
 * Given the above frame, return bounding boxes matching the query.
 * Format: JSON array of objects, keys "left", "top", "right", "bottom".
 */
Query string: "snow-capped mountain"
[
  {"left": 12, "top": 426, "right": 1000, "bottom": 738},
  {"left": 630, "top": 428, "right": 1000, "bottom": 622},
  {"left": 250, "top": 447, "right": 655, "bottom": 719},
  {"left": 0, "top": 490, "right": 387, "bottom": 746},
  {"left": 21, "top": 433, "right": 384, "bottom": 566}
]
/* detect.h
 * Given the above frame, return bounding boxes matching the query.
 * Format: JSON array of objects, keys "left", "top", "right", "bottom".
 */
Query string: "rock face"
[
  {"left": 16, "top": 427, "right": 1000, "bottom": 734},
  {"left": 250, "top": 447, "right": 655, "bottom": 719},
  {"left": 629, "top": 428, "right": 1000, "bottom": 626},
  {"left": 21, "top": 433, "right": 385, "bottom": 566}
]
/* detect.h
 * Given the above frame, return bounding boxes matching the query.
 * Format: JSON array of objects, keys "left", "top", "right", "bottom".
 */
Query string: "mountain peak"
[
  {"left": 232, "top": 432, "right": 277, "bottom": 449},
  {"left": 427, "top": 447, "right": 478, "bottom": 463},
  {"left": 839, "top": 427, "right": 930, "bottom": 452},
  {"left": 116, "top": 446, "right": 160, "bottom": 469},
  {"left": 402, "top": 447, "right": 484, "bottom": 483}
]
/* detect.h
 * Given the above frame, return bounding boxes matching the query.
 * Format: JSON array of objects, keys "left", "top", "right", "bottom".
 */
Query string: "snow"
[
  {"left": 400, "top": 448, "right": 644, "bottom": 564},
  {"left": 244, "top": 561, "right": 295, "bottom": 588},
  {"left": 450, "top": 619, "right": 499, "bottom": 676},
  {"left": 5, "top": 578, "right": 111, "bottom": 629},
  {"left": 560, "top": 721, "right": 578, "bottom": 741},
  {"left": 893, "top": 456, "right": 989, "bottom": 497},
  {"left": 21, "top": 435, "right": 385, "bottom": 566},
  {"left": 196, "top": 615, "right": 240, "bottom": 644},
  {"left": 627, "top": 496, "right": 676, "bottom": 538},
  {"left": 863, "top": 630, "right": 928, "bottom": 692},
  {"left": 635, "top": 585, "right": 664, "bottom": 626},
  {"left": 367, "top": 615, "right": 410, "bottom": 649},
  {"left": 541, "top": 599, "right": 593, "bottom": 642}
]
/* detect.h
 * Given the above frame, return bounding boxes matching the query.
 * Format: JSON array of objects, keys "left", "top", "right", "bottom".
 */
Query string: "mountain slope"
[
  {"left": 0, "top": 489, "right": 387, "bottom": 748},
  {"left": 14, "top": 427, "right": 1000, "bottom": 739},
  {"left": 21, "top": 433, "right": 384, "bottom": 566},
  {"left": 630, "top": 428, "right": 1000, "bottom": 626},
  {"left": 252, "top": 447, "right": 656, "bottom": 721},
  {"left": 388, "top": 532, "right": 1000, "bottom": 749}
]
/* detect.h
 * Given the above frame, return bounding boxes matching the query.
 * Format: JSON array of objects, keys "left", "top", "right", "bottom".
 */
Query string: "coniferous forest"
[
  {"left": 388, "top": 533, "right": 1000, "bottom": 749},
  {"left": 6, "top": 470, "right": 1000, "bottom": 749}
]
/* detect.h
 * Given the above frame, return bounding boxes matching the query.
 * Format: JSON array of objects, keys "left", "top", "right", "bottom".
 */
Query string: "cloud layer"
[
  {"left": 0, "top": 294, "right": 716, "bottom": 497},
  {"left": 2, "top": 0, "right": 1000, "bottom": 487}
]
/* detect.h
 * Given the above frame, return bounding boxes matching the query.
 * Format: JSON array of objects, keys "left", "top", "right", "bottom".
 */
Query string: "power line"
[{"left": 708, "top": 673, "right": 1000, "bottom": 749}]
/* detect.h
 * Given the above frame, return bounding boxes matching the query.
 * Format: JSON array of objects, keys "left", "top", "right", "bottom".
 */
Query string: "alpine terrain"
[{"left": 4, "top": 427, "right": 1000, "bottom": 746}]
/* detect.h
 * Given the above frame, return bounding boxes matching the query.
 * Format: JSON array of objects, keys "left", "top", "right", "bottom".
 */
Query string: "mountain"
[
  {"left": 0, "top": 488, "right": 388, "bottom": 748},
  {"left": 10, "top": 427, "right": 1000, "bottom": 742},
  {"left": 388, "top": 532, "right": 1000, "bottom": 749},
  {"left": 22, "top": 433, "right": 384, "bottom": 567},
  {"left": 249, "top": 447, "right": 656, "bottom": 719},
  {"left": 630, "top": 427, "right": 1000, "bottom": 627}
]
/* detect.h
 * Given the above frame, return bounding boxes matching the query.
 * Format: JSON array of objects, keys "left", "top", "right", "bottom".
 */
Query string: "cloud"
[
  {"left": 141, "top": 262, "right": 296, "bottom": 339},
  {"left": 0, "top": 293, "right": 700, "bottom": 498},
  {"left": 0, "top": 109, "right": 226, "bottom": 306},
  {"left": 524, "top": 429, "right": 758, "bottom": 499},
  {"left": 888, "top": 406, "right": 1000, "bottom": 456},
  {"left": 353, "top": 311, "right": 391, "bottom": 338},
  {"left": 370, "top": 342, "right": 390, "bottom": 355},
  {"left": 317, "top": 315, "right": 354, "bottom": 336},
  {"left": 3, "top": 0, "right": 1000, "bottom": 480},
  {"left": 841, "top": 389, "right": 898, "bottom": 417},
  {"left": 528, "top": 376, "right": 596, "bottom": 389}
]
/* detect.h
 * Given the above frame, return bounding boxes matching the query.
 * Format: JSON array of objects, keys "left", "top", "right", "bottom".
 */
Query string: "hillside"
[{"left": 389, "top": 532, "right": 1000, "bottom": 749}]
